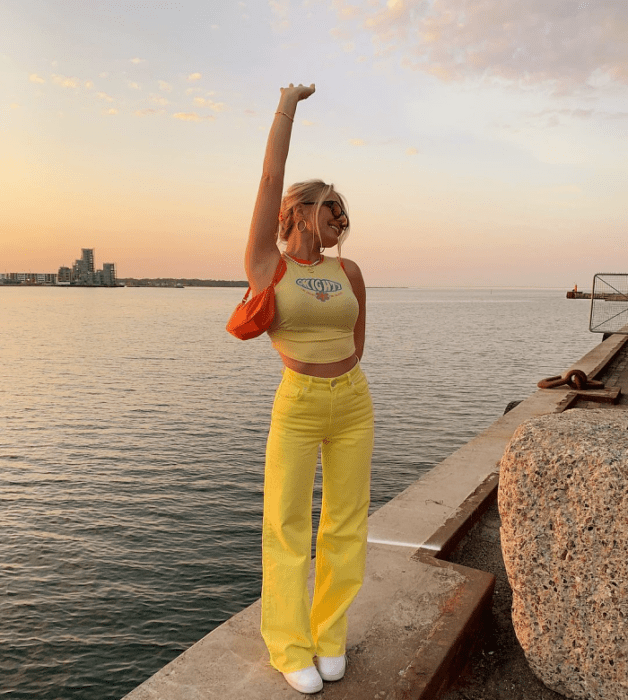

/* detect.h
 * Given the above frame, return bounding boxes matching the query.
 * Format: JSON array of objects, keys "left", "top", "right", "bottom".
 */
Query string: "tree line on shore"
[{"left": 119, "top": 278, "right": 248, "bottom": 287}]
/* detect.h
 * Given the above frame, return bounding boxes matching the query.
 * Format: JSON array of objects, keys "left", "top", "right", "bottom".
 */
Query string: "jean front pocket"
[
  {"left": 276, "top": 378, "right": 305, "bottom": 401},
  {"left": 351, "top": 374, "right": 370, "bottom": 397}
]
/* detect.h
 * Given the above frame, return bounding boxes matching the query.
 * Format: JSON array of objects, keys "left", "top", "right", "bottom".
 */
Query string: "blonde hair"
[{"left": 278, "top": 179, "right": 350, "bottom": 257}]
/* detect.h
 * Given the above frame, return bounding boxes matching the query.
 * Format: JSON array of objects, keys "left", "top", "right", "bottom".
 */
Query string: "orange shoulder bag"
[{"left": 226, "top": 258, "right": 287, "bottom": 340}]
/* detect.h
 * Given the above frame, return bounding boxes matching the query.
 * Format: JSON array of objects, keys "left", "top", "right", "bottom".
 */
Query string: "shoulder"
[
  {"left": 338, "top": 257, "right": 365, "bottom": 295},
  {"left": 338, "top": 257, "right": 363, "bottom": 281}
]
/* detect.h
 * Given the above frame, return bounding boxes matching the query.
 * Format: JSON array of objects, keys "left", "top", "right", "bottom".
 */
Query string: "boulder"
[{"left": 498, "top": 408, "right": 628, "bottom": 700}]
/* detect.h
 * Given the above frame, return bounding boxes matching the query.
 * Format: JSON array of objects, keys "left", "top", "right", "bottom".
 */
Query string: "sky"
[{"left": 1, "top": 0, "right": 626, "bottom": 287}]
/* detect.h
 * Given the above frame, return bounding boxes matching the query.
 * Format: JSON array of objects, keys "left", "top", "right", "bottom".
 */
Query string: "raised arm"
[{"left": 245, "top": 83, "right": 315, "bottom": 295}]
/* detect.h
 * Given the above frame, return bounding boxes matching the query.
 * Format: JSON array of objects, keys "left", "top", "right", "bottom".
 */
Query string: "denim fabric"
[{"left": 261, "top": 362, "right": 374, "bottom": 672}]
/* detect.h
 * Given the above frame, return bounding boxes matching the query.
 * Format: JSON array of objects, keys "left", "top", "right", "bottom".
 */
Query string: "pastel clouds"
[
  {"left": 193, "top": 97, "right": 226, "bottom": 112},
  {"left": 173, "top": 112, "right": 215, "bottom": 122},
  {"left": 332, "top": 0, "right": 628, "bottom": 90},
  {"left": 350, "top": 138, "right": 365, "bottom": 146},
  {"left": 269, "top": 0, "right": 290, "bottom": 31},
  {"left": 158, "top": 80, "right": 173, "bottom": 92},
  {"left": 51, "top": 74, "right": 79, "bottom": 88},
  {"left": 29, "top": 74, "right": 45, "bottom": 83},
  {"left": 187, "top": 72, "right": 202, "bottom": 82}
]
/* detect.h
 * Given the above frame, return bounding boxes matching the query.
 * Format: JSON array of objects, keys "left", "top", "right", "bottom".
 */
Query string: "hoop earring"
[{"left": 296, "top": 220, "right": 306, "bottom": 233}]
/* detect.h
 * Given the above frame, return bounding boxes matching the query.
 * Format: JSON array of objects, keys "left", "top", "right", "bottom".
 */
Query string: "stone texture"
[{"left": 498, "top": 408, "right": 628, "bottom": 700}]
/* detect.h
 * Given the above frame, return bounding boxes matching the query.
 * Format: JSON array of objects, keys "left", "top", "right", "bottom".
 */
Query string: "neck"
[{"left": 284, "top": 248, "right": 321, "bottom": 264}]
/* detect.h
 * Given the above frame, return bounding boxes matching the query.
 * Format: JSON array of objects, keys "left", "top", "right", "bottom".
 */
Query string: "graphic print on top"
[{"left": 296, "top": 278, "right": 343, "bottom": 302}]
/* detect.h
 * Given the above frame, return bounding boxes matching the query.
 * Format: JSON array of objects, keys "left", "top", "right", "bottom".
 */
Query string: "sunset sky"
[{"left": 1, "top": 0, "right": 626, "bottom": 287}]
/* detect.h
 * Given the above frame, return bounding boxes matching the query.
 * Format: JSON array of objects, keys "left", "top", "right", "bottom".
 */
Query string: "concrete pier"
[{"left": 122, "top": 332, "right": 628, "bottom": 700}]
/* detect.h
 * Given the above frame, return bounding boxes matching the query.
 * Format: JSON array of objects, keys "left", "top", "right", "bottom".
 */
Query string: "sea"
[{"left": 1, "top": 285, "right": 598, "bottom": 699}]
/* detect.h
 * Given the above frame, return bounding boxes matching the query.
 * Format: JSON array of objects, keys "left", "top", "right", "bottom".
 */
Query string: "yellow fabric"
[
  {"left": 261, "top": 363, "right": 374, "bottom": 672},
  {"left": 267, "top": 256, "right": 359, "bottom": 363}
]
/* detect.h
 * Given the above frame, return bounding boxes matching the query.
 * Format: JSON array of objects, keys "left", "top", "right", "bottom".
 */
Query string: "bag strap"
[
  {"left": 272, "top": 257, "right": 287, "bottom": 285},
  {"left": 240, "top": 257, "right": 286, "bottom": 303}
]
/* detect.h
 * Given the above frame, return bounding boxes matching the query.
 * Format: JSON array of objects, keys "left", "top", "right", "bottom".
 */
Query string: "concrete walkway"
[{"left": 122, "top": 333, "right": 628, "bottom": 700}]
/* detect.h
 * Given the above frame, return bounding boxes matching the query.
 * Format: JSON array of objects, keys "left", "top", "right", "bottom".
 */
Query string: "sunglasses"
[{"left": 304, "top": 200, "right": 347, "bottom": 222}]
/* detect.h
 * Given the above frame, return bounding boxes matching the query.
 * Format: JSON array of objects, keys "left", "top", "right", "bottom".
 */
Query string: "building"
[
  {"left": 0, "top": 272, "right": 58, "bottom": 285},
  {"left": 58, "top": 266, "right": 72, "bottom": 284},
  {"left": 2, "top": 248, "right": 117, "bottom": 286},
  {"left": 66, "top": 248, "right": 117, "bottom": 286},
  {"left": 72, "top": 248, "right": 95, "bottom": 284},
  {"left": 81, "top": 248, "right": 94, "bottom": 273},
  {"left": 102, "top": 263, "right": 117, "bottom": 286}
]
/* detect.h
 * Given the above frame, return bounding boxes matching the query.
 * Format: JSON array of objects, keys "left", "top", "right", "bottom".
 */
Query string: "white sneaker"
[
  {"left": 316, "top": 654, "right": 346, "bottom": 681},
  {"left": 282, "top": 666, "right": 323, "bottom": 694}
]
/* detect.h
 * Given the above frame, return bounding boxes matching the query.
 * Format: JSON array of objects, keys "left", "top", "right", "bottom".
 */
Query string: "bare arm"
[
  {"left": 342, "top": 258, "right": 366, "bottom": 360},
  {"left": 245, "top": 83, "right": 315, "bottom": 295}
]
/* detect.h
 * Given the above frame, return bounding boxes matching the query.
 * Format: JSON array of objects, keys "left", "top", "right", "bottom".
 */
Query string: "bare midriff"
[{"left": 279, "top": 352, "right": 358, "bottom": 378}]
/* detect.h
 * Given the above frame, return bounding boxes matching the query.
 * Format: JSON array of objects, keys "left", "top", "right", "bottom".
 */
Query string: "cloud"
[
  {"left": 269, "top": 0, "right": 290, "bottom": 32},
  {"left": 11, "top": 103, "right": 20, "bottom": 109},
  {"left": 135, "top": 108, "right": 162, "bottom": 116},
  {"left": 187, "top": 72, "right": 202, "bottom": 82},
  {"left": 173, "top": 112, "right": 215, "bottom": 122},
  {"left": 151, "top": 95, "right": 169, "bottom": 106},
  {"left": 96, "top": 92, "right": 114, "bottom": 102},
  {"left": 331, "top": 0, "right": 360, "bottom": 19},
  {"left": 350, "top": 138, "right": 365, "bottom": 146},
  {"left": 106, "top": 108, "right": 119, "bottom": 115},
  {"left": 406, "top": 146, "right": 419, "bottom": 155},
  {"left": 130, "top": 57, "right": 145, "bottom": 64},
  {"left": 85, "top": 80, "right": 94, "bottom": 89},
  {"left": 193, "top": 97, "right": 226, "bottom": 111},
  {"left": 51, "top": 74, "right": 79, "bottom": 88},
  {"left": 127, "top": 81, "right": 141, "bottom": 90},
  {"left": 332, "top": 0, "right": 628, "bottom": 90},
  {"left": 29, "top": 74, "right": 45, "bottom": 83},
  {"left": 158, "top": 80, "right": 173, "bottom": 92},
  {"left": 302, "top": 119, "right": 314, "bottom": 126}
]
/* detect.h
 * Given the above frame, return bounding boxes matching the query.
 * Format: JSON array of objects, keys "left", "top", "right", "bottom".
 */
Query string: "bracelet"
[{"left": 275, "top": 111, "right": 294, "bottom": 122}]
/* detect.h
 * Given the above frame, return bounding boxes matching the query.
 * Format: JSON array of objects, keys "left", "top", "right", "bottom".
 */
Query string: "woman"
[{"left": 245, "top": 83, "right": 374, "bottom": 694}]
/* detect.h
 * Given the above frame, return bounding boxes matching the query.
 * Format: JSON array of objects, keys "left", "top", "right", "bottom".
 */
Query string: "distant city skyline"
[{"left": 1, "top": 247, "right": 117, "bottom": 286}]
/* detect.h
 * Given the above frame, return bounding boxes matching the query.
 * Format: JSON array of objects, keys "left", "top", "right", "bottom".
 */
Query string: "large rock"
[{"left": 498, "top": 408, "right": 628, "bottom": 700}]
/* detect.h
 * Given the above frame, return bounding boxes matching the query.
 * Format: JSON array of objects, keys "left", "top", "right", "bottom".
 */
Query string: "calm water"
[{"left": 1, "top": 286, "right": 597, "bottom": 699}]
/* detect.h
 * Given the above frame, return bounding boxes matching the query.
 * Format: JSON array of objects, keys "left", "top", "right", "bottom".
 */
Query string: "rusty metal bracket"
[
  {"left": 538, "top": 369, "right": 605, "bottom": 390},
  {"left": 554, "top": 386, "right": 622, "bottom": 413}
]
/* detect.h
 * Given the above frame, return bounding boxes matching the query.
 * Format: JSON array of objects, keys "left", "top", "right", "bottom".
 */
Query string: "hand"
[{"left": 280, "top": 83, "right": 315, "bottom": 103}]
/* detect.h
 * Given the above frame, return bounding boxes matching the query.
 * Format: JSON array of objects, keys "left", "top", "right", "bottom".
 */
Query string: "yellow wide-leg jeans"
[{"left": 261, "top": 362, "right": 374, "bottom": 673}]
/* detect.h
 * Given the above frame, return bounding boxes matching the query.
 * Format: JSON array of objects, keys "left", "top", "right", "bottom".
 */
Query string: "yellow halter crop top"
[{"left": 267, "top": 255, "right": 359, "bottom": 364}]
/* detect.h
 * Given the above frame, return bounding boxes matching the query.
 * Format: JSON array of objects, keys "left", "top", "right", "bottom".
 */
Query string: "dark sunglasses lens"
[{"left": 331, "top": 202, "right": 343, "bottom": 218}]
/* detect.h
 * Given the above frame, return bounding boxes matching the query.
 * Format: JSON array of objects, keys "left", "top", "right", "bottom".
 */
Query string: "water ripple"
[{"left": 0, "top": 287, "right": 597, "bottom": 699}]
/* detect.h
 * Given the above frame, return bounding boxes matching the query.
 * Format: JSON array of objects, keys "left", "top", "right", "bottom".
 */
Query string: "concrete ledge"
[
  {"left": 122, "top": 334, "right": 628, "bottom": 700},
  {"left": 395, "top": 555, "right": 495, "bottom": 700}
]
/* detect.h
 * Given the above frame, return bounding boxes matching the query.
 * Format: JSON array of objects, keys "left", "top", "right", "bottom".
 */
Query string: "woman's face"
[{"left": 311, "top": 195, "right": 347, "bottom": 249}]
